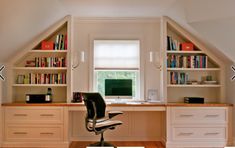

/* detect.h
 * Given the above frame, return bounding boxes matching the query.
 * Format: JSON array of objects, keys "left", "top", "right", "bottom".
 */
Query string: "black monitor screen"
[{"left": 105, "top": 79, "right": 132, "bottom": 97}]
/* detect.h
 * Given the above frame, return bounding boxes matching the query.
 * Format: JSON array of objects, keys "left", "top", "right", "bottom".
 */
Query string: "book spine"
[
  {"left": 55, "top": 35, "right": 59, "bottom": 50},
  {"left": 167, "top": 36, "right": 171, "bottom": 51},
  {"left": 65, "top": 34, "right": 68, "bottom": 50}
]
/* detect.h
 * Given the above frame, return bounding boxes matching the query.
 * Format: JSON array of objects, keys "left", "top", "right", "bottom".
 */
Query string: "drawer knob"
[
  {"left": 40, "top": 132, "right": 54, "bottom": 135},
  {"left": 179, "top": 132, "right": 193, "bottom": 136},
  {"left": 179, "top": 114, "right": 194, "bottom": 117},
  {"left": 13, "top": 132, "right": 28, "bottom": 135},
  {"left": 204, "top": 132, "right": 219, "bottom": 135},
  {"left": 205, "top": 114, "right": 219, "bottom": 117},
  {"left": 14, "top": 114, "right": 27, "bottom": 117},
  {"left": 40, "top": 114, "right": 54, "bottom": 117}
]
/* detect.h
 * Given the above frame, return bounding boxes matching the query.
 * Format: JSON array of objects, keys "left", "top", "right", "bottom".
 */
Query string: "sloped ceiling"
[
  {"left": 182, "top": 0, "right": 235, "bottom": 62},
  {"left": 0, "top": 0, "right": 66, "bottom": 62},
  {"left": 0, "top": 0, "right": 234, "bottom": 63}
]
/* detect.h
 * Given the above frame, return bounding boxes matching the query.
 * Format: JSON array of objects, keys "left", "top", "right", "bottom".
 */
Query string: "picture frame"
[{"left": 147, "top": 89, "right": 159, "bottom": 102}]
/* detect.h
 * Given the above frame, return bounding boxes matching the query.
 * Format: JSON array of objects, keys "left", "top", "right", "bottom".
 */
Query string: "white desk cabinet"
[
  {"left": 166, "top": 106, "right": 233, "bottom": 148},
  {"left": 2, "top": 106, "right": 69, "bottom": 148}
]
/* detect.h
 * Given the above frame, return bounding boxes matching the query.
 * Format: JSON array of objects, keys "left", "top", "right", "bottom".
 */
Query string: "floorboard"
[{"left": 70, "top": 141, "right": 165, "bottom": 148}]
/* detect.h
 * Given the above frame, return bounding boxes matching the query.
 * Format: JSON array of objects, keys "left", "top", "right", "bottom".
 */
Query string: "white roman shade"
[{"left": 94, "top": 40, "right": 140, "bottom": 69}]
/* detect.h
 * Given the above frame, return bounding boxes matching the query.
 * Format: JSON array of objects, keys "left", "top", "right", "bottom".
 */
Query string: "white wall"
[
  {"left": 0, "top": 0, "right": 66, "bottom": 62},
  {"left": 72, "top": 18, "right": 161, "bottom": 100}
]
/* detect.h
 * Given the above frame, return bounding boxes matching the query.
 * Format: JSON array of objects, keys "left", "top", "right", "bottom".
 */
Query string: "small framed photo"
[{"left": 147, "top": 89, "right": 159, "bottom": 102}]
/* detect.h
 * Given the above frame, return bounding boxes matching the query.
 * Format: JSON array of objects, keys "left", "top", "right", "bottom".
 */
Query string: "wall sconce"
[
  {"left": 149, "top": 51, "right": 161, "bottom": 70},
  {"left": 72, "top": 50, "right": 85, "bottom": 69}
]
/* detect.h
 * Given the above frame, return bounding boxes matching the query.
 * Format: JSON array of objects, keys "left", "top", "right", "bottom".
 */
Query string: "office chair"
[{"left": 82, "top": 92, "right": 123, "bottom": 147}]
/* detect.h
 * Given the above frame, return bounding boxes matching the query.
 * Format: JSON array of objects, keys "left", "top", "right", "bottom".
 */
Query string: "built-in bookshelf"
[
  {"left": 7, "top": 16, "right": 72, "bottom": 103},
  {"left": 161, "top": 17, "right": 225, "bottom": 103}
]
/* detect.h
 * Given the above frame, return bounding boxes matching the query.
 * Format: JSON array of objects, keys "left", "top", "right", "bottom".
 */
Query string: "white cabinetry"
[
  {"left": 166, "top": 107, "right": 232, "bottom": 148},
  {"left": 2, "top": 106, "right": 68, "bottom": 147}
]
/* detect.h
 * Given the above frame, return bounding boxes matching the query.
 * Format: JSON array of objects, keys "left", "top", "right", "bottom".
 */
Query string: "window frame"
[
  {"left": 88, "top": 33, "right": 147, "bottom": 101},
  {"left": 88, "top": 35, "right": 145, "bottom": 101}
]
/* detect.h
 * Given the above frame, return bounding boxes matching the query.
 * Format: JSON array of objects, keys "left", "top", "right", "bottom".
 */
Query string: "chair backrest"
[{"left": 82, "top": 92, "right": 106, "bottom": 119}]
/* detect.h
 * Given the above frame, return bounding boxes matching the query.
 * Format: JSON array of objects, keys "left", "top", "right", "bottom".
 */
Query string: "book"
[
  {"left": 64, "top": 34, "right": 67, "bottom": 50},
  {"left": 55, "top": 35, "right": 59, "bottom": 50}
]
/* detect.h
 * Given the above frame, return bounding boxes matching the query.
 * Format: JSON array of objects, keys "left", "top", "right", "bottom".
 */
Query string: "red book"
[{"left": 64, "top": 34, "right": 67, "bottom": 50}]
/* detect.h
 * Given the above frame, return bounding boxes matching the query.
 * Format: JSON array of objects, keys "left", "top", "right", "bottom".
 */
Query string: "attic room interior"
[{"left": 0, "top": 0, "right": 235, "bottom": 148}]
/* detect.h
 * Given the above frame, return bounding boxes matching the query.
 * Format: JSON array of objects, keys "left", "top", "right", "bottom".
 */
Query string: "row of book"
[
  {"left": 25, "top": 57, "right": 66, "bottom": 67},
  {"left": 54, "top": 34, "right": 67, "bottom": 50},
  {"left": 17, "top": 73, "right": 66, "bottom": 84},
  {"left": 167, "top": 55, "right": 207, "bottom": 68},
  {"left": 170, "top": 72, "right": 189, "bottom": 84},
  {"left": 167, "top": 36, "right": 181, "bottom": 51}
]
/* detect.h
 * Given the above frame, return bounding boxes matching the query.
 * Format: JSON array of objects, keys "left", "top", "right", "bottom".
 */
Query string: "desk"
[
  {"left": 67, "top": 102, "right": 166, "bottom": 111},
  {"left": 1, "top": 103, "right": 233, "bottom": 148}
]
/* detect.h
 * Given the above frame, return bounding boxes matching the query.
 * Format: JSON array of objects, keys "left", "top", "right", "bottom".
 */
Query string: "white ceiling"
[
  {"left": 0, "top": 0, "right": 235, "bottom": 63},
  {"left": 59, "top": 0, "right": 177, "bottom": 17}
]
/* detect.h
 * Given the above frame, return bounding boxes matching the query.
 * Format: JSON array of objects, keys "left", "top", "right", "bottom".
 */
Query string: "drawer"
[
  {"left": 172, "top": 127, "right": 226, "bottom": 141},
  {"left": 5, "top": 125, "right": 63, "bottom": 141},
  {"left": 4, "top": 107, "right": 64, "bottom": 124},
  {"left": 170, "top": 107, "right": 227, "bottom": 124}
]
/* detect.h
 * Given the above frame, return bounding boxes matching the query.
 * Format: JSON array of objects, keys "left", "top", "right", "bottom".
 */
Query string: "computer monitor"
[{"left": 105, "top": 79, "right": 132, "bottom": 99}]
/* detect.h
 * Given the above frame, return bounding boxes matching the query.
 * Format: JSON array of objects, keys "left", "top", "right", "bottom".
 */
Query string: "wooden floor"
[{"left": 70, "top": 141, "right": 165, "bottom": 148}]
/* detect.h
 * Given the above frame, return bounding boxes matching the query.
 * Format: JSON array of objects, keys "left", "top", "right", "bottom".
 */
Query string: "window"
[{"left": 93, "top": 40, "right": 140, "bottom": 99}]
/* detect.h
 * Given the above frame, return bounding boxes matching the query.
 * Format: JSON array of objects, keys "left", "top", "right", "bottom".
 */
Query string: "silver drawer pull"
[
  {"left": 180, "top": 114, "right": 194, "bottom": 117},
  {"left": 205, "top": 114, "right": 219, "bottom": 117},
  {"left": 13, "top": 132, "right": 28, "bottom": 135},
  {"left": 14, "top": 114, "right": 27, "bottom": 117},
  {"left": 179, "top": 132, "right": 193, "bottom": 136},
  {"left": 204, "top": 132, "right": 219, "bottom": 135},
  {"left": 40, "top": 132, "right": 54, "bottom": 135},
  {"left": 40, "top": 114, "right": 54, "bottom": 117}
]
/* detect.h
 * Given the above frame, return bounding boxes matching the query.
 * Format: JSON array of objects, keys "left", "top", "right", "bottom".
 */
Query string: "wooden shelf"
[
  {"left": 13, "top": 67, "right": 67, "bottom": 70},
  {"left": 167, "top": 68, "right": 220, "bottom": 71},
  {"left": 167, "top": 84, "right": 221, "bottom": 88},
  {"left": 29, "top": 50, "right": 67, "bottom": 53},
  {"left": 12, "top": 84, "right": 67, "bottom": 87},
  {"left": 167, "top": 50, "right": 204, "bottom": 54}
]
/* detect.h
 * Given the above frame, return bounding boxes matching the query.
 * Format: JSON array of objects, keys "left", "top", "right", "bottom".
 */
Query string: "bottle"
[{"left": 46, "top": 88, "right": 52, "bottom": 102}]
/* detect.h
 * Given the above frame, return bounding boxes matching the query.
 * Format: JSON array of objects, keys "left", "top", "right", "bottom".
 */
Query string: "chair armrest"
[{"left": 108, "top": 111, "right": 123, "bottom": 119}]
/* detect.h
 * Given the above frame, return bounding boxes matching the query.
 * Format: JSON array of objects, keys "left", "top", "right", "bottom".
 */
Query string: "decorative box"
[
  {"left": 41, "top": 41, "right": 54, "bottom": 50},
  {"left": 181, "top": 42, "right": 194, "bottom": 51}
]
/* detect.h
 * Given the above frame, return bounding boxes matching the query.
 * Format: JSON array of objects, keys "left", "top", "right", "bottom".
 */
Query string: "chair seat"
[{"left": 88, "top": 120, "right": 122, "bottom": 131}]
